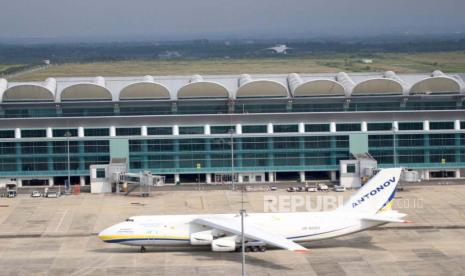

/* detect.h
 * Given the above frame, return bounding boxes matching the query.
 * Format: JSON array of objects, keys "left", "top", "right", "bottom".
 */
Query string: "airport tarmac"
[{"left": 1, "top": 185, "right": 465, "bottom": 275}]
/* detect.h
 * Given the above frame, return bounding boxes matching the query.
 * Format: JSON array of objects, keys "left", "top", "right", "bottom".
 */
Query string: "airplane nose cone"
[{"left": 98, "top": 228, "right": 112, "bottom": 242}]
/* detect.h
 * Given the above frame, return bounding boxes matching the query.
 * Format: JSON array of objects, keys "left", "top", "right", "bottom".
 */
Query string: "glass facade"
[
  {"left": 1, "top": 95, "right": 465, "bottom": 119},
  {"left": 0, "top": 140, "right": 109, "bottom": 175},
  {"left": 1, "top": 91, "right": 465, "bottom": 180},
  {"left": 127, "top": 135, "right": 350, "bottom": 173}
]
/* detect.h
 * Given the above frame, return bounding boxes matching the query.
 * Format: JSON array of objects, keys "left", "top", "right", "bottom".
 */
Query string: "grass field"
[{"left": 6, "top": 51, "right": 465, "bottom": 81}]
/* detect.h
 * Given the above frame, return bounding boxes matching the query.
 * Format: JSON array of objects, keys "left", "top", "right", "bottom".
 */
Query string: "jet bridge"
[{"left": 90, "top": 158, "right": 165, "bottom": 194}]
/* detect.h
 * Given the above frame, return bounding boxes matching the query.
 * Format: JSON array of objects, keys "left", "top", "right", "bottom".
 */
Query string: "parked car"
[
  {"left": 31, "top": 191, "right": 42, "bottom": 197},
  {"left": 45, "top": 191, "right": 58, "bottom": 198},
  {"left": 270, "top": 186, "right": 277, "bottom": 191},
  {"left": 296, "top": 186, "right": 305, "bottom": 192},
  {"left": 7, "top": 190, "right": 17, "bottom": 198},
  {"left": 286, "top": 187, "right": 296, "bottom": 192},
  {"left": 333, "top": 186, "right": 346, "bottom": 192},
  {"left": 305, "top": 186, "right": 317, "bottom": 192},
  {"left": 317, "top": 183, "right": 329, "bottom": 191}
]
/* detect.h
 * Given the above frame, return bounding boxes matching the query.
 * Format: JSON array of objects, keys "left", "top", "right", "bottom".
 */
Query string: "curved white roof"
[
  {"left": 410, "top": 71, "right": 462, "bottom": 94},
  {"left": 0, "top": 79, "right": 7, "bottom": 103},
  {"left": 1, "top": 78, "right": 56, "bottom": 102},
  {"left": 178, "top": 82, "right": 229, "bottom": 98},
  {"left": 2, "top": 71, "right": 464, "bottom": 103},
  {"left": 236, "top": 74, "right": 288, "bottom": 98},
  {"left": 120, "top": 76, "right": 170, "bottom": 100},
  {"left": 352, "top": 78, "right": 404, "bottom": 95},
  {"left": 60, "top": 76, "right": 112, "bottom": 101},
  {"left": 294, "top": 79, "right": 345, "bottom": 97}
]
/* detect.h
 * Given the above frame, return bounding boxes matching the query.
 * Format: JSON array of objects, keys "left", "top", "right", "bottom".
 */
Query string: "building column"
[
  {"left": 423, "top": 120, "right": 430, "bottom": 131},
  {"left": 235, "top": 124, "right": 242, "bottom": 135},
  {"left": 298, "top": 122, "right": 305, "bottom": 134},
  {"left": 80, "top": 176, "right": 86, "bottom": 186},
  {"left": 238, "top": 174, "right": 243, "bottom": 183},
  {"left": 16, "top": 179, "right": 22, "bottom": 188},
  {"left": 110, "top": 126, "right": 116, "bottom": 137},
  {"left": 330, "top": 122, "right": 336, "bottom": 133},
  {"left": 173, "top": 125, "right": 179, "bottom": 136},
  {"left": 268, "top": 172, "right": 274, "bottom": 182},
  {"left": 46, "top": 127, "right": 53, "bottom": 138},
  {"left": 15, "top": 128, "right": 21, "bottom": 139},
  {"left": 206, "top": 173, "right": 212, "bottom": 184},
  {"left": 267, "top": 123, "right": 273, "bottom": 134},
  {"left": 331, "top": 171, "right": 337, "bottom": 182},
  {"left": 49, "top": 177, "right": 54, "bottom": 187},
  {"left": 204, "top": 124, "right": 211, "bottom": 135},
  {"left": 361, "top": 121, "right": 367, "bottom": 132},
  {"left": 454, "top": 120, "right": 461, "bottom": 131},
  {"left": 78, "top": 127, "right": 84, "bottom": 138},
  {"left": 299, "top": 171, "right": 305, "bottom": 182},
  {"left": 174, "top": 174, "right": 180, "bottom": 184},
  {"left": 141, "top": 126, "right": 148, "bottom": 136},
  {"left": 392, "top": 121, "right": 399, "bottom": 131}
]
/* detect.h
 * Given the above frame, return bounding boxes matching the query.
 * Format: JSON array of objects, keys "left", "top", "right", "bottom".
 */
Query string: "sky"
[{"left": 1, "top": 0, "right": 465, "bottom": 42}]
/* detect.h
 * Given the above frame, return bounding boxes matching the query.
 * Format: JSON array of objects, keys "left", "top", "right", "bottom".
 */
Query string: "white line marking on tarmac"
[{"left": 55, "top": 210, "right": 68, "bottom": 232}]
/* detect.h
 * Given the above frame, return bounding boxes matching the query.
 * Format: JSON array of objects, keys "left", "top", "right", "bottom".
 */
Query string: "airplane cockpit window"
[{"left": 125, "top": 218, "right": 134, "bottom": 222}]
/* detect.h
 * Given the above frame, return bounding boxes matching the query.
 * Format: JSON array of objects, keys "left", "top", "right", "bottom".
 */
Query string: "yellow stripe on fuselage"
[{"left": 99, "top": 234, "right": 190, "bottom": 241}]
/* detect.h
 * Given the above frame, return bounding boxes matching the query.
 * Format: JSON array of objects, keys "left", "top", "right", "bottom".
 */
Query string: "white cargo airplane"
[{"left": 99, "top": 168, "right": 408, "bottom": 252}]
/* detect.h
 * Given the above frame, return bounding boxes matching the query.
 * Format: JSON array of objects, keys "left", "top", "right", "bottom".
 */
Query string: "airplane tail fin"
[{"left": 338, "top": 168, "right": 402, "bottom": 214}]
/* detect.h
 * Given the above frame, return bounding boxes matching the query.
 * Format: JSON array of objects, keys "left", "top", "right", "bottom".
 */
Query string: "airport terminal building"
[{"left": 0, "top": 70, "right": 465, "bottom": 186}]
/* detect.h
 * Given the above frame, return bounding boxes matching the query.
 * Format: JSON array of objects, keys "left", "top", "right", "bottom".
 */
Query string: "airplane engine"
[
  {"left": 190, "top": 230, "right": 213, "bottom": 245},
  {"left": 211, "top": 236, "right": 237, "bottom": 252}
]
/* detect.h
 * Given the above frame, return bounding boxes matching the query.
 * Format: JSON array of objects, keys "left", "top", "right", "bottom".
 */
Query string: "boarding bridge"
[{"left": 90, "top": 158, "right": 165, "bottom": 194}]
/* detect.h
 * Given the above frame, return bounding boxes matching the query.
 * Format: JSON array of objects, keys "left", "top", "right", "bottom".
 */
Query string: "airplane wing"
[
  {"left": 193, "top": 216, "right": 309, "bottom": 252},
  {"left": 360, "top": 211, "right": 411, "bottom": 223}
]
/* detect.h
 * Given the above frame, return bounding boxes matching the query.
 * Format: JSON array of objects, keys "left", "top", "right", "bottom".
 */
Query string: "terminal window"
[
  {"left": 179, "top": 126, "right": 204, "bottom": 135},
  {"left": 398, "top": 122, "right": 423, "bottom": 131},
  {"left": 0, "top": 130, "right": 15, "bottom": 139},
  {"left": 84, "top": 128, "right": 109, "bottom": 137},
  {"left": 274, "top": 125, "right": 298, "bottom": 133},
  {"left": 336, "top": 123, "right": 361, "bottom": 132},
  {"left": 53, "top": 128, "right": 78, "bottom": 137},
  {"left": 347, "top": 164, "right": 356, "bottom": 173},
  {"left": 211, "top": 125, "right": 234, "bottom": 134},
  {"left": 242, "top": 125, "right": 267, "bottom": 134},
  {"left": 305, "top": 124, "right": 330, "bottom": 132},
  {"left": 147, "top": 127, "right": 172, "bottom": 135},
  {"left": 367, "top": 123, "right": 392, "bottom": 131},
  {"left": 21, "top": 129, "right": 46, "bottom": 138},
  {"left": 96, "top": 168, "right": 106, "bottom": 178},
  {"left": 429, "top": 121, "right": 454, "bottom": 130},
  {"left": 116, "top": 128, "right": 141, "bottom": 136}
]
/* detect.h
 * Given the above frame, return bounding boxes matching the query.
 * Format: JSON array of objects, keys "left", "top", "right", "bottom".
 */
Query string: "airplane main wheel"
[
  {"left": 252, "top": 246, "right": 259, "bottom": 252},
  {"left": 259, "top": 246, "right": 266, "bottom": 252},
  {"left": 245, "top": 246, "right": 251, "bottom": 252},
  {"left": 140, "top": 246, "right": 146, "bottom": 253}
]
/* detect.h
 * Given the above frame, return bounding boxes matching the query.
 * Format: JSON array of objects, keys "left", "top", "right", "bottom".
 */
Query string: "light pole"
[
  {"left": 240, "top": 208, "right": 246, "bottom": 276},
  {"left": 392, "top": 126, "right": 397, "bottom": 168},
  {"left": 64, "top": 131, "right": 72, "bottom": 193},
  {"left": 229, "top": 128, "right": 235, "bottom": 191}
]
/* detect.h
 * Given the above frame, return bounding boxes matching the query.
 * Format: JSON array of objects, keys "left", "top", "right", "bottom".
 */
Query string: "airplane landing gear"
[
  {"left": 140, "top": 246, "right": 146, "bottom": 253},
  {"left": 238, "top": 245, "right": 266, "bottom": 252}
]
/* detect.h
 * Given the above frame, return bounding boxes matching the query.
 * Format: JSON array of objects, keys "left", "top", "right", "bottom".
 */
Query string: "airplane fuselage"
[{"left": 99, "top": 211, "right": 384, "bottom": 247}]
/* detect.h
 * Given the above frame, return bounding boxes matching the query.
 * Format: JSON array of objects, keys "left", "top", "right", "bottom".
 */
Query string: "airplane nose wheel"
[{"left": 140, "top": 246, "right": 146, "bottom": 253}]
